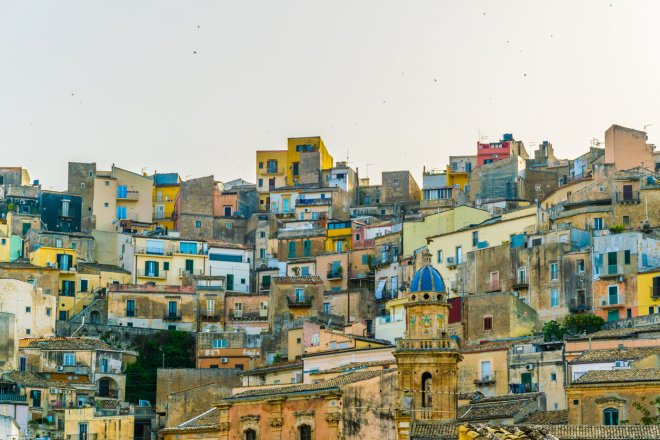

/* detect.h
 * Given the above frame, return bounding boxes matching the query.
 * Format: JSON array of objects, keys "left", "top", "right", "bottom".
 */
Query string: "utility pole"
[{"left": 162, "top": 353, "right": 165, "bottom": 368}]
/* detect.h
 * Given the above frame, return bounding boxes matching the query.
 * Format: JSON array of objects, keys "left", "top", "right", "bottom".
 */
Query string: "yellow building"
[
  {"left": 152, "top": 173, "right": 181, "bottom": 231},
  {"left": 286, "top": 136, "right": 333, "bottom": 184},
  {"left": 111, "top": 165, "right": 154, "bottom": 224},
  {"left": 256, "top": 149, "right": 288, "bottom": 210},
  {"left": 403, "top": 206, "right": 491, "bottom": 257},
  {"left": 64, "top": 407, "right": 136, "bottom": 439},
  {"left": 446, "top": 164, "right": 469, "bottom": 191},
  {"left": 426, "top": 206, "right": 538, "bottom": 293},
  {"left": 29, "top": 246, "right": 78, "bottom": 320},
  {"left": 133, "top": 235, "right": 207, "bottom": 285},
  {"left": 637, "top": 269, "right": 660, "bottom": 316},
  {"left": 325, "top": 220, "right": 352, "bottom": 252},
  {"left": 67, "top": 263, "right": 132, "bottom": 317}
]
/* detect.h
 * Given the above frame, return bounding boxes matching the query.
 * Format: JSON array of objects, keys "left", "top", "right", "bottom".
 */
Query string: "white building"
[
  {"left": 207, "top": 241, "right": 253, "bottom": 292},
  {"left": 0, "top": 279, "right": 56, "bottom": 340}
]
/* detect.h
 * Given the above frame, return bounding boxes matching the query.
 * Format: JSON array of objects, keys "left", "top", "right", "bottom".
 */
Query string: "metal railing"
[
  {"left": 163, "top": 312, "right": 182, "bottom": 321},
  {"left": 117, "top": 190, "right": 139, "bottom": 200},
  {"left": 0, "top": 392, "right": 26, "bottom": 402},
  {"left": 229, "top": 309, "right": 267, "bottom": 321},
  {"left": 137, "top": 269, "right": 168, "bottom": 279},
  {"left": 616, "top": 191, "right": 640, "bottom": 203},
  {"left": 296, "top": 198, "right": 332, "bottom": 206},
  {"left": 396, "top": 338, "right": 454, "bottom": 351},
  {"left": 326, "top": 271, "right": 343, "bottom": 280},
  {"left": 509, "top": 382, "right": 538, "bottom": 393},
  {"left": 287, "top": 295, "right": 313, "bottom": 307}
]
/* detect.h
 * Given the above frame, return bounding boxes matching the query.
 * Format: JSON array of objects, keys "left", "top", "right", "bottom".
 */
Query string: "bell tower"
[{"left": 394, "top": 259, "right": 461, "bottom": 437}]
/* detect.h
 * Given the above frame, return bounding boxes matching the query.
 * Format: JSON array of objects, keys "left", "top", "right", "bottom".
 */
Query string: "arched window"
[
  {"left": 245, "top": 428, "right": 257, "bottom": 440},
  {"left": 603, "top": 408, "right": 619, "bottom": 426},
  {"left": 299, "top": 424, "right": 312, "bottom": 440},
  {"left": 421, "top": 372, "right": 433, "bottom": 408}
]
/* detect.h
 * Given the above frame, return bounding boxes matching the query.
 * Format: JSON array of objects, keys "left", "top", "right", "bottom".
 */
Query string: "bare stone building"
[{"left": 381, "top": 171, "right": 421, "bottom": 204}]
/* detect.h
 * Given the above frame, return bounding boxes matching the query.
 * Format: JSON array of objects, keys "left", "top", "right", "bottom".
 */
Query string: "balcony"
[
  {"left": 55, "top": 365, "right": 91, "bottom": 375},
  {"left": 616, "top": 191, "right": 640, "bottom": 204},
  {"left": 163, "top": 312, "right": 182, "bottom": 321},
  {"left": 0, "top": 392, "right": 27, "bottom": 403},
  {"left": 512, "top": 279, "right": 529, "bottom": 290},
  {"left": 395, "top": 338, "right": 454, "bottom": 351},
  {"left": 287, "top": 295, "right": 313, "bottom": 307},
  {"left": 117, "top": 190, "right": 139, "bottom": 201},
  {"left": 137, "top": 269, "right": 168, "bottom": 279},
  {"left": 474, "top": 372, "right": 497, "bottom": 385},
  {"left": 296, "top": 198, "right": 332, "bottom": 206},
  {"left": 509, "top": 382, "right": 538, "bottom": 394},
  {"left": 326, "top": 271, "right": 343, "bottom": 280},
  {"left": 600, "top": 264, "right": 624, "bottom": 278},
  {"left": 601, "top": 301, "right": 625, "bottom": 310},
  {"left": 569, "top": 301, "right": 590, "bottom": 313},
  {"left": 229, "top": 309, "right": 268, "bottom": 321},
  {"left": 134, "top": 246, "right": 173, "bottom": 256},
  {"left": 178, "top": 268, "right": 204, "bottom": 277},
  {"left": 262, "top": 167, "right": 284, "bottom": 176},
  {"left": 199, "top": 312, "right": 221, "bottom": 321}
]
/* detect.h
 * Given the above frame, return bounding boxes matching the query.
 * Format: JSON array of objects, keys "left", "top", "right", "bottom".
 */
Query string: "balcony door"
[{"left": 168, "top": 301, "right": 178, "bottom": 318}]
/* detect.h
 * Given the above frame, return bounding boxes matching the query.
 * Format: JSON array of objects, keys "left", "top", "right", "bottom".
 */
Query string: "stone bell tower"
[{"left": 394, "top": 256, "right": 461, "bottom": 439}]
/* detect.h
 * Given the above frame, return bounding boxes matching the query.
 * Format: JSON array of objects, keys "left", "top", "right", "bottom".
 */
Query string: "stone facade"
[
  {"left": 381, "top": 171, "right": 421, "bottom": 204},
  {"left": 463, "top": 292, "right": 540, "bottom": 343}
]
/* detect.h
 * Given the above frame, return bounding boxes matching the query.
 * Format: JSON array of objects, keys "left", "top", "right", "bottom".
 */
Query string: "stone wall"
[{"left": 156, "top": 368, "right": 241, "bottom": 414}]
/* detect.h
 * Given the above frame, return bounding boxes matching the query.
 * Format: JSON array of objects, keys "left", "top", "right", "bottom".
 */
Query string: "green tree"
[
  {"left": 542, "top": 320, "right": 565, "bottom": 342},
  {"left": 124, "top": 331, "right": 196, "bottom": 404},
  {"left": 563, "top": 314, "right": 605, "bottom": 336}
]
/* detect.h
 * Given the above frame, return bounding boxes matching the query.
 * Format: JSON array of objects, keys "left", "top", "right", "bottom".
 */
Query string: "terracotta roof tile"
[
  {"left": 19, "top": 337, "right": 112, "bottom": 351},
  {"left": 77, "top": 262, "right": 131, "bottom": 274},
  {"left": 160, "top": 407, "right": 220, "bottom": 433},
  {"left": 570, "top": 347, "right": 660, "bottom": 364},
  {"left": 410, "top": 422, "right": 660, "bottom": 440},
  {"left": 571, "top": 368, "right": 660, "bottom": 385},
  {"left": 520, "top": 410, "right": 568, "bottom": 425},
  {"left": 309, "top": 359, "right": 396, "bottom": 375},
  {"left": 567, "top": 324, "right": 660, "bottom": 340},
  {"left": 226, "top": 369, "right": 393, "bottom": 401}
]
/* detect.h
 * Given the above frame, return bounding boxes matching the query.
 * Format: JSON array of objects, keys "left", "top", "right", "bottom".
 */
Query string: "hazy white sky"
[{"left": 2, "top": 0, "right": 659, "bottom": 190}]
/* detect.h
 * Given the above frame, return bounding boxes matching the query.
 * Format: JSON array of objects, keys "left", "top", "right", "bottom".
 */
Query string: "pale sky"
[{"left": 2, "top": 1, "right": 659, "bottom": 190}]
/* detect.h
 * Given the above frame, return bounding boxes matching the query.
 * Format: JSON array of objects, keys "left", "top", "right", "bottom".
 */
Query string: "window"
[
  {"left": 456, "top": 246, "right": 462, "bottom": 264},
  {"left": 623, "top": 215, "right": 630, "bottom": 226},
  {"left": 550, "top": 262, "right": 559, "bottom": 280},
  {"left": 624, "top": 250, "right": 631, "bottom": 265},
  {"left": 550, "top": 373, "right": 557, "bottom": 381},
  {"left": 577, "top": 259, "right": 585, "bottom": 273},
  {"left": 196, "top": 220, "right": 202, "bottom": 228},
  {"left": 46, "top": 308, "right": 52, "bottom": 316},
  {"left": 355, "top": 233, "right": 361, "bottom": 241},
  {"left": 259, "top": 231, "right": 266, "bottom": 239},
  {"left": 551, "top": 289, "right": 559, "bottom": 308},
  {"left": 603, "top": 408, "right": 619, "bottom": 426},
  {"left": 212, "top": 339, "right": 227, "bottom": 348},
  {"left": 26, "top": 328, "right": 31, "bottom": 334},
  {"left": 323, "top": 303, "right": 330, "bottom": 314},
  {"left": 295, "top": 288, "right": 305, "bottom": 302},
  {"left": 80, "top": 279, "right": 88, "bottom": 292},
  {"left": 472, "top": 231, "right": 479, "bottom": 247},
  {"left": 303, "top": 240, "right": 311, "bottom": 257},
  {"left": 301, "top": 266, "right": 309, "bottom": 276},
  {"left": 55, "top": 239, "right": 63, "bottom": 248},
  {"left": 25, "top": 306, "right": 31, "bottom": 313},
  {"left": 104, "top": 180, "right": 109, "bottom": 186},
  {"left": 258, "top": 178, "right": 263, "bottom": 188},
  {"left": 61, "top": 199, "right": 70, "bottom": 217},
  {"left": 594, "top": 217, "right": 603, "bottom": 230},
  {"left": 185, "top": 259, "right": 194, "bottom": 274},
  {"left": 163, "top": 262, "right": 170, "bottom": 271},
  {"left": 608, "top": 285, "right": 619, "bottom": 305},
  {"left": 206, "top": 299, "right": 215, "bottom": 314},
  {"left": 225, "top": 221, "right": 233, "bottom": 230},
  {"left": 223, "top": 206, "right": 232, "bottom": 217},
  {"left": 116, "top": 206, "right": 127, "bottom": 220},
  {"left": 483, "top": 316, "right": 493, "bottom": 331},
  {"left": 259, "top": 161, "right": 263, "bottom": 169},
  {"left": 259, "top": 249, "right": 266, "bottom": 259},
  {"left": 437, "top": 250, "right": 443, "bottom": 263},
  {"left": 63, "top": 353, "right": 75, "bottom": 366},
  {"left": 168, "top": 301, "right": 178, "bottom": 317},
  {"left": 227, "top": 274, "right": 234, "bottom": 290},
  {"left": 126, "top": 300, "right": 136, "bottom": 317},
  {"left": 362, "top": 254, "right": 369, "bottom": 264},
  {"left": 517, "top": 267, "right": 526, "bottom": 284},
  {"left": 288, "top": 241, "right": 296, "bottom": 259}
]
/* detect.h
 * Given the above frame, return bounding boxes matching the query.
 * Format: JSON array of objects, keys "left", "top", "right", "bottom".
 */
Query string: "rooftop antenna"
[
  {"left": 365, "top": 163, "right": 373, "bottom": 178},
  {"left": 643, "top": 123, "right": 653, "bottom": 132}
]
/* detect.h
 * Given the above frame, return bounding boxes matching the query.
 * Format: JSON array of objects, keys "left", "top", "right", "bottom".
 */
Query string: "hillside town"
[{"left": 0, "top": 125, "right": 659, "bottom": 440}]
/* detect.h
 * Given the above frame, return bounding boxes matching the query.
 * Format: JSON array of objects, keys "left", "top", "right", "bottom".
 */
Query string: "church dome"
[{"left": 409, "top": 264, "right": 446, "bottom": 293}]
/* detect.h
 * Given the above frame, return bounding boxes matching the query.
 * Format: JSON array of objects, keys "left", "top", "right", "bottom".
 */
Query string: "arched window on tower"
[{"left": 421, "top": 372, "right": 433, "bottom": 408}]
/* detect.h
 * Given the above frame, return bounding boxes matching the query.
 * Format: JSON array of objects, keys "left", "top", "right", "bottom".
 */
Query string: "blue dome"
[{"left": 409, "top": 265, "right": 446, "bottom": 293}]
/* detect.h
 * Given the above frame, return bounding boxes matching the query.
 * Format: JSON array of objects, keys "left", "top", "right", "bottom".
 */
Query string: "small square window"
[
  {"left": 104, "top": 203, "right": 109, "bottom": 208},
  {"left": 573, "top": 399, "right": 579, "bottom": 406},
  {"left": 550, "top": 373, "right": 557, "bottom": 381},
  {"left": 241, "top": 278, "right": 246, "bottom": 284},
  {"left": 483, "top": 316, "right": 493, "bottom": 331},
  {"left": 25, "top": 307, "right": 31, "bottom": 313},
  {"left": 105, "top": 180, "right": 109, "bottom": 186},
  {"left": 80, "top": 183, "right": 85, "bottom": 189},
  {"left": 296, "top": 338, "right": 302, "bottom": 344},
  {"left": 26, "top": 329, "right": 31, "bottom": 335},
  {"left": 127, "top": 322, "right": 133, "bottom": 327},
  {"left": 196, "top": 221, "right": 202, "bottom": 228},
  {"left": 46, "top": 308, "right": 52, "bottom": 316},
  {"left": 1, "top": 239, "right": 5, "bottom": 245}
]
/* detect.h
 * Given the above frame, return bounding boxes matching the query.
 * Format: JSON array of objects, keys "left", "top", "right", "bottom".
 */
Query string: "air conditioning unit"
[
  {"left": 50, "top": 387, "right": 59, "bottom": 394},
  {"left": 57, "top": 366, "right": 64, "bottom": 371},
  {"left": 525, "top": 364, "right": 534, "bottom": 371},
  {"left": 46, "top": 262, "right": 54, "bottom": 268},
  {"left": 221, "top": 358, "right": 228, "bottom": 364},
  {"left": 617, "top": 276, "right": 623, "bottom": 282},
  {"left": 446, "top": 257, "right": 455, "bottom": 264},
  {"left": 600, "top": 299, "right": 607, "bottom": 306}
]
